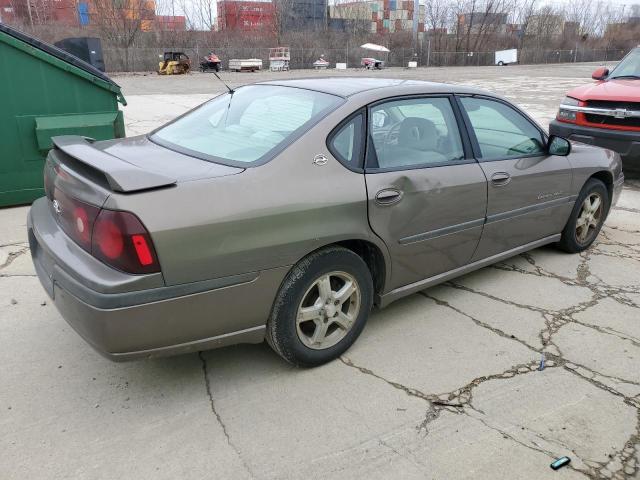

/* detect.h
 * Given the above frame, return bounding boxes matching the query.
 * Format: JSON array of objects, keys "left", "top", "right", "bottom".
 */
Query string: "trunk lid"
[{"left": 45, "top": 135, "right": 244, "bottom": 207}]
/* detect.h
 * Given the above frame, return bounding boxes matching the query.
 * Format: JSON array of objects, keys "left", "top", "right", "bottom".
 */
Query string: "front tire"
[
  {"left": 558, "top": 178, "right": 609, "bottom": 253},
  {"left": 266, "top": 246, "right": 373, "bottom": 367}
]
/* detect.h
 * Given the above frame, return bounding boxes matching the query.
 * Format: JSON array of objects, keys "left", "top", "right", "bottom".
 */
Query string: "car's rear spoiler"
[{"left": 52, "top": 136, "right": 176, "bottom": 193}]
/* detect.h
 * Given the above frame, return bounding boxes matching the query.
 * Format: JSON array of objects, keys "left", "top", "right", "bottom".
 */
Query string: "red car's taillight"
[
  {"left": 51, "top": 190, "right": 160, "bottom": 275},
  {"left": 92, "top": 209, "right": 160, "bottom": 274}
]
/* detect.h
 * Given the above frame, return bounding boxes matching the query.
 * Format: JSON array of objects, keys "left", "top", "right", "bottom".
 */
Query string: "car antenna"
[{"left": 212, "top": 71, "right": 234, "bottom": 95}]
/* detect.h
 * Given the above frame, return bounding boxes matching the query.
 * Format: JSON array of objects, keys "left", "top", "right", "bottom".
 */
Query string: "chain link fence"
[{"left": 103, "top": 46, "right": 627, "bottom": 73}]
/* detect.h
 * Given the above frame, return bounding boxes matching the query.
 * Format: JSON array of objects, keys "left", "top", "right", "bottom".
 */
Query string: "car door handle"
[
  {"left": 375, "top": 188, "right": 403, "bottom": 205},
  {"left": 491, "top": 172, "right": 511, "bottom": 186}
]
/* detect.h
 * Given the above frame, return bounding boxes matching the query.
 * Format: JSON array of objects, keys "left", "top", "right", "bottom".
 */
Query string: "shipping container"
[{"left": 217, "top": 0, "right": 276, "bottom": 31}]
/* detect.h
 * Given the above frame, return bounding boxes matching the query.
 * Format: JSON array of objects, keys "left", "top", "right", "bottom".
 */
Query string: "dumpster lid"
[{"left": 0, "top": 24, "right": 125, "bottom": 105}]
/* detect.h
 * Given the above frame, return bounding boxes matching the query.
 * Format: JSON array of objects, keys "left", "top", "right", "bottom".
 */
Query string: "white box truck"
[{"left": 495, "top": 49, "right": 517, "bottom": 66}]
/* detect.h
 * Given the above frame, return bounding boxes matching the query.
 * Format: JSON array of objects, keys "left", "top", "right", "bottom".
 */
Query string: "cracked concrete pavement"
[{"left": 1, "top": 63, "right": 640, "bottom": 479}]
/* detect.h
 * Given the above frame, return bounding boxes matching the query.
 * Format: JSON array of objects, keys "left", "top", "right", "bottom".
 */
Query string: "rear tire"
[
  {"left": 266, "top": 246, "right": 373, "bottom": 367},
  {"left": 557, "top": 178, "right": 609, "bottom": 253}
]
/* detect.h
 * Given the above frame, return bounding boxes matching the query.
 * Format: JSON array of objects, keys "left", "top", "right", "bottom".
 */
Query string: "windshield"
[
  {"left": 151, "top": 85, "right": 343, "bottom": 166},
  {"left": 609, "top": 48, "right": 640, "bottom": 79}
]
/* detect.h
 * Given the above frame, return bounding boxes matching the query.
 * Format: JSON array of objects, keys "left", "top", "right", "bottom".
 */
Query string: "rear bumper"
[
  {"left": 28, "top": 197, "right": 288, "bottom": 361},
  {"left": 550, "top": 120, "right": 640, "bottom": 171}
]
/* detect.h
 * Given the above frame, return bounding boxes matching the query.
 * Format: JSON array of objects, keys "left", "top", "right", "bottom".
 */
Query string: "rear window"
[{"left": 151, "top": 85, "right": 343, "bottom": 166}]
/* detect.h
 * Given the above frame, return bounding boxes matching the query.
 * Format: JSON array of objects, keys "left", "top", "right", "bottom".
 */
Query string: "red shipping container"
[
  {"left": 383, "top": 10, "right": 389, "bottom": 19},
  {"left": 395, "top": 19, "right": 402, "bottom": 30},
  {"left": 217, "top": 0, "right": 275, "bottom": 31},
  {"left": 418, "top": 22, "right": 425, "bottom": 32}
]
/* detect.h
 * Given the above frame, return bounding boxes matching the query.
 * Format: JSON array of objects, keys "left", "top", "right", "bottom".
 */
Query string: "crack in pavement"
[
  {"left": 463, "top": 407, "right": 598, "bottom": 479},
  {"left": 613, "top": 205, "right": 640, "bottom": 215},
  {"left": 198, "top": 352, "right": 254, "bottom": 479},
  {"left": 340, "top": 355, "right": 552, "bottom": 432},
  {"left": 0, "top": 246, "right": 29, "bottom": 271},
  {"left": 340, "top": 354, "right": 608, "bottom": 477},
  {"left": 422, "top": 246, "right": 640, "bottom": 478},
  {"left": 342, "top": 348, "right": 639, "bottom": 478}
]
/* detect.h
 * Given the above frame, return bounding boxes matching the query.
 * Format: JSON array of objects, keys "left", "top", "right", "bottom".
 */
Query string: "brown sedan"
[{"left": 28, "top": 78, "right": 624, "bottom": 366}]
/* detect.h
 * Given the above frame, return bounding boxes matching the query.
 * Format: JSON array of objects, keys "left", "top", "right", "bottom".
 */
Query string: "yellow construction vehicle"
[{"left": 158, "top": 51, "right": 190, "bottom": 75}]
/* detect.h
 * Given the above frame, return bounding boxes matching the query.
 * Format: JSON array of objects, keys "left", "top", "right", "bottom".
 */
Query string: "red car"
[{"left": 550, "top": 47, "right": 640, "bottom": 173}]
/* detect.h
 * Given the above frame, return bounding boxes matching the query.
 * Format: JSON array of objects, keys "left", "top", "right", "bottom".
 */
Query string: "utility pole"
[{"left": 412, "top": 0, "right": 419, "bottom": 53}]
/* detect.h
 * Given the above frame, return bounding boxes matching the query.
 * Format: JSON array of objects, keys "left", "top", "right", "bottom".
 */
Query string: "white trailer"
[
  {"left": 228, "top": 58, "right": 263, "bottom": 72},
  {"left": 495, "top": 49, "right": 518, "bottom": 66}
]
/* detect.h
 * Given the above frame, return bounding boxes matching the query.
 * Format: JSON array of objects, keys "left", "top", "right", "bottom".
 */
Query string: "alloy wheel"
[
  {"left": 575, "top": 192, "right": 603, "bottom": 245},
  {"left": 296, "top": 271, "right": 361, "bottom": 350}
]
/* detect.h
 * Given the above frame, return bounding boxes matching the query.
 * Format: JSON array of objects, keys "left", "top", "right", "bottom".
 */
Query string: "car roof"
[{"left": 257, "top": 77, "right": 489, "bottom": 98}]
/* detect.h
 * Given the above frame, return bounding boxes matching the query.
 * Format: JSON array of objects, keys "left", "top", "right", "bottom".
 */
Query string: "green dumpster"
[{"left": 0, "top": 24, "right": 126, "bottom": 207}]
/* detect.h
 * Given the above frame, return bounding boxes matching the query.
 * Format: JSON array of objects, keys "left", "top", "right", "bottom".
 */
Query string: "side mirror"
[
  {"left": 548, "top": 135, "right": 571, "bottom": 156},
  {"left": 592, "top": 67, "right": 609, "bottom": 80}
]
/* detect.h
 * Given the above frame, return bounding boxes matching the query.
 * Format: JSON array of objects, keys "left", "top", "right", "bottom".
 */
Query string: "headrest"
[{"left": 398, "top": 117, "right": 438, "bottom": 151}]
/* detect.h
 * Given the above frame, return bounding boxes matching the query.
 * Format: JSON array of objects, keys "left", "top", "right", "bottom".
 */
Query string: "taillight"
[
  {"left": 92, "top": 209, "right": 160, "bottom": 274},
  {"left": 52, "top": 188, "right": 100, "bottom": 251},
  {"left": 51, "top": 190, "right": 160, "bottom": 275}
]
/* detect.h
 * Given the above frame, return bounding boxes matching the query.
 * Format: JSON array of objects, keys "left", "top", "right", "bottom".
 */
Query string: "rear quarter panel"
[{"left": 104, "top": 105, "right": 387, "bottom": 287}]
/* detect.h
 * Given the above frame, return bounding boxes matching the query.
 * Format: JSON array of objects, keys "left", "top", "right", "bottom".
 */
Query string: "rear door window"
[{"left": 367, "top": 97, "right": 465, "bottom": 169}]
